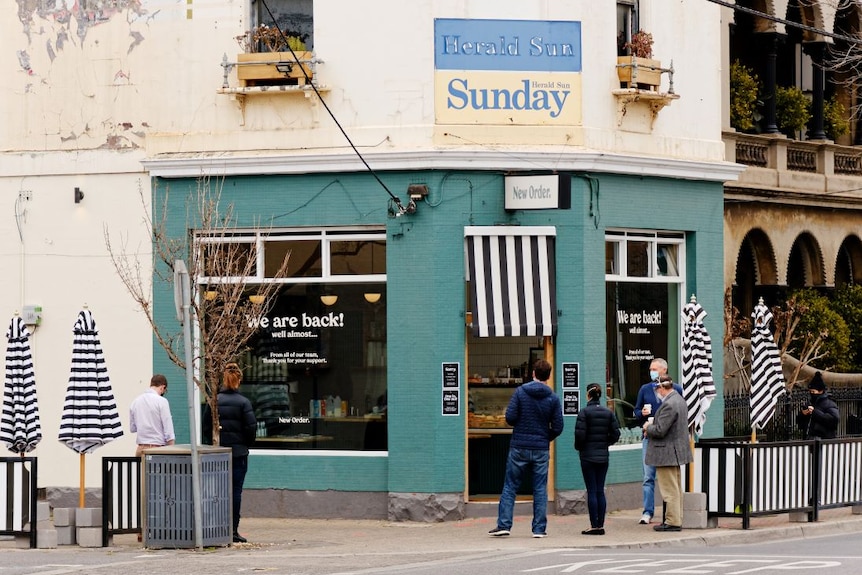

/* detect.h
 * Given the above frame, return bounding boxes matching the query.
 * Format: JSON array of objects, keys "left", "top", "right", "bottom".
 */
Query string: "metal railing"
[
  {"left": 724, "top": 386, "right": 862, "bottom": 441},
  {"left": 101, "top": 457, "right": 142, "bottom": 547},
  {"left": 0, "top": 457, "right": 37, "bottom": 548},
  {"left": 687, "top": 437, "right": 862, "bottom": 528}
]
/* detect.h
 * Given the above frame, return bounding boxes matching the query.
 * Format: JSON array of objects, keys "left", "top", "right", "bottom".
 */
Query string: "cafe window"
[
  {"left": 197, "top": 227, "right": 386, "bottom": 452},
  {"left": 605, "top": 229, "right": 684, "bottom": 444}
]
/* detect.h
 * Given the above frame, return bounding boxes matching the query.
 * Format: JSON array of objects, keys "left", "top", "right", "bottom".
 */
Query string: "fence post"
[
  {"left": 742, "top": 443, "right": 752, "bottom": 530},
  {"left": 811, "top": 439, "right": 821, "bottom": 522}
]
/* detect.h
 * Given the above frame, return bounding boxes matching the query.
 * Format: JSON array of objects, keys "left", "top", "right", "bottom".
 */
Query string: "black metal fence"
[
  {"left": 724, "top": 386, "right": 862, "bottom": 441},
  {"left": 687, "top": 437, "right": 862, "bottom": 529}
]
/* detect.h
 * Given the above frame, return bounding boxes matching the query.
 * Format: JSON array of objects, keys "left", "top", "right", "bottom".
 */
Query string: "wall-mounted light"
[
  {"left": 248, "top": 294, "right": 265, "bottom": 305},
  {"left": 74, "top": 187, "right": 85, "bottom": 204},
  {"left": 204, "top": 290, "right": 218, "bottom": 301},
  {"left": 320, "top": 295, "right": 338, "bottom": 306},
  {"left": 275, "top": 62, "right": 294, "bottom": 75},
  {"left": 364, "top": 292, "right": 381, "bottom": 304}
]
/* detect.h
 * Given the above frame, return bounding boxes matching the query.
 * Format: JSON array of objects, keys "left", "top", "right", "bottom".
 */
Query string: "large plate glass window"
[
  {"left": 196, "top": 227, "right": 386, "bottom": 451},
  {"left": 605, "top": 229, "right": 684, "bottom": 443}
]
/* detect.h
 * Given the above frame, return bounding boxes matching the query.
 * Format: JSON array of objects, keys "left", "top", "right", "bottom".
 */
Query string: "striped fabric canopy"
[
  {"left": 750, "top": 300, "right": 786, "bottom": 430},
  {"left": 465, "top": 227, "right": 557, "bottom": 338},
  {"left": 58, "top": 309, "right": 123, "bottom": 454},
  {"left": 1, "top": 316, "right": 42, "bottom": 454},
  {"left": 681, "top": 296, "right": 716, "bottom": 436}
]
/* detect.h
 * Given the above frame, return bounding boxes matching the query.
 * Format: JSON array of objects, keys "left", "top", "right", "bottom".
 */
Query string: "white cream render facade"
[{"left": 1, "top": 1, "right": 733, "bottom": 493}]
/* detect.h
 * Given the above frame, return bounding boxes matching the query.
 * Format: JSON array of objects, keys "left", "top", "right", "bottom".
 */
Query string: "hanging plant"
[
  {"left": 775, "top": 86, "right": 811, "bottom": 136},
  {"left": 824, "top": 95, "right": 850, "bottom": 140},
  {"left": 729, "top": 61, "right": 761, "bottom": 132},
  {"left": 625, "top": 30, "right": 654, "bottom": 59}
]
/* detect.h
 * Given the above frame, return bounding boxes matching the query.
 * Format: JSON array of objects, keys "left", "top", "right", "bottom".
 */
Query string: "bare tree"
[{"left": 105, "top": 176, "right": 289, "bottom": 444}]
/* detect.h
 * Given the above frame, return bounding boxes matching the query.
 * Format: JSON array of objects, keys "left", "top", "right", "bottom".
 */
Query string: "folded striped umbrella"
[
  {"left": 1, "top": 315, "right": 42, "bottom": 454},
  {"left": 682, "top": 295, "right": 716, "bottom": 436},
  {"left": 58, "top": 309, "right": 123, "bottom": 507},
  {"left": 750, "top": 299, "right": 786, "bottom": 430}
]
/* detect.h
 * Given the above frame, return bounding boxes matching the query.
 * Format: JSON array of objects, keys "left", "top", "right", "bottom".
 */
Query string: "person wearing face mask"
[
  {"left": 632, "top": 358, "right": 682, "bottom": 525},
  {"left": 797, "top": 372, "right": 839, "bottom": 439}
]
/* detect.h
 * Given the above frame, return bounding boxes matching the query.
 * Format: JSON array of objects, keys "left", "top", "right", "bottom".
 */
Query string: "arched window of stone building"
[
  {"left": 787, "top": 232, "right": 825, "bottom": 288},
  {"left": 836, "top": 235, "right": 862, "bottom": 286},
  {"left": 734, "top": 228, "right": 779, "bottom": 316}
]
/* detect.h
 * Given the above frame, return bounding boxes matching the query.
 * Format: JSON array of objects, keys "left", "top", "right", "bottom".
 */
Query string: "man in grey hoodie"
[{"left": 489, "top": 358, "right": 564, "bottom": 538}]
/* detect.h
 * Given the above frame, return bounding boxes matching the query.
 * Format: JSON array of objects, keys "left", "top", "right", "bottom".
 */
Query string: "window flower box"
[{"left": 236, "top": 52, "right": 313, "bottom": 87}]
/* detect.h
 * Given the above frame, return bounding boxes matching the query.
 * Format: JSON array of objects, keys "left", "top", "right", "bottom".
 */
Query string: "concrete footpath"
[{"left": 108, "top": 506, "right": 862, "bottom": 553}]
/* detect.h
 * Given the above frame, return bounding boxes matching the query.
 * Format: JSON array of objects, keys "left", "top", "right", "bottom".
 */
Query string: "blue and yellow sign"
[{"left": 434, "top": 19, "right": 582, "bottom": 126}]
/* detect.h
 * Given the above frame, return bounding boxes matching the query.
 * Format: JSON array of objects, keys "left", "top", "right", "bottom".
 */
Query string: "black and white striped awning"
[{"left": 465, "top": 227, "right": 557, "bottom": 338}]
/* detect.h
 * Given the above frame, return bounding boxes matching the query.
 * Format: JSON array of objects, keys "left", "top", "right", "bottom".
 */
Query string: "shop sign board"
[
  {"left": 442, "top": 362, "right": 460, "bottom": 416},
  {"left": 434, "top": 18, "right": 582, "bottom": 126},
  {"left": 562, "top": 389, "right": 580, "bottom": 416},
  {"left": 504, "top": 174, "right": 571, "bottom": 210}
]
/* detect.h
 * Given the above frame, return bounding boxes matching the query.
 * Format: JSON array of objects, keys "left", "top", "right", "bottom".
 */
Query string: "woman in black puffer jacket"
[
  {"left": 574, "top": 383, "right": 621, "bottom": 535},
  {"left": 203, "top": 363, "right": 256, "bottom": 543}
]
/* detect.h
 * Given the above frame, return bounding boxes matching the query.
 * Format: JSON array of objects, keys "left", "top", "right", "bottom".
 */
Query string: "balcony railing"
[{"left": 724, "top": 131, "right": 862, "bottom": 197}]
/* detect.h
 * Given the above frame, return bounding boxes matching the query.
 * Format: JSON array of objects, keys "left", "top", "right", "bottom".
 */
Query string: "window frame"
[{"left": 605, "top": 229, "right": 685, "bottom": 283}]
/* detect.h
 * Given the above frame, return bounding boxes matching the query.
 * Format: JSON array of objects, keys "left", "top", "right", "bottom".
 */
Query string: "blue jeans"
[
  {"left": 496, "top": 447, "right": 550, "bottom": 534},
  {"left": 642, "top": 437, "right": 656, "bottom": 517},
  {"left": 580, "top": 459, "right": 609, "bottom": 529},
  {"left": 232, "top": 456, "right": 248, "bottom": 533}
]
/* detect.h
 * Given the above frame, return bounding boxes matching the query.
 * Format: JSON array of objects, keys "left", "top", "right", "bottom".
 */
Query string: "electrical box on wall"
[{"left": 21, "top": 305, "right": 42, "bottom": 326}]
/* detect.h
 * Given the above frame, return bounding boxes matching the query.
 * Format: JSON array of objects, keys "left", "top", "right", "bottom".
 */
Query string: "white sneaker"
[{"left": 639, "top": 513, "right": 652, "bottom": 525}]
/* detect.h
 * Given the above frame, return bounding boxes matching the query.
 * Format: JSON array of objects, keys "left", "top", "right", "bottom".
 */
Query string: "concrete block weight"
[
  {"left": 76, "top": 527, "right": 102, "bottom": 548},
  {"left": 56, "top": 525, "right": 76, "bottom": 545},
  {"left": 75, "top": 507, "right": 102, "bottom": 528}
]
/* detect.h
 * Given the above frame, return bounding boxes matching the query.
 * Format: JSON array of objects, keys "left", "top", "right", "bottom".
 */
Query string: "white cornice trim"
[{"left": 141, "top": 149, "right": 745, "bottom": 183}]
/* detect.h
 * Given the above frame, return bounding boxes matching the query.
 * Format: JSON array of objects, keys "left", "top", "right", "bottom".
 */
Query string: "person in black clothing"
[
  {"left": 203, "top": 363, "right": 257, "bottom": 543},
  {"left": 798, "top": 371, "right": 839, "bottom": 439},
  {"left": 574, "top": 383, "right": 621, "bottom": 535}
]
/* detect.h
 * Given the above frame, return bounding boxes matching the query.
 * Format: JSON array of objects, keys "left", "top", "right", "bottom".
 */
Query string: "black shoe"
[
  {"left": 581, "top": 528, "right": 605, "bottom": 535},
  {"left": 488, "top": 527, "right": 510, "bottom": 537},
  {"left": 653, "top": 523, "right": 681, "bottom": 532},
  {"left": 233, "top": 533, "right": 248, "bottom": 543}
]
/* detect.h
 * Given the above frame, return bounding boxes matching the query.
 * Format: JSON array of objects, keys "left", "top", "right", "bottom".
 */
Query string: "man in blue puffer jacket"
[{"left": 489, "top": 358, "right": 564, "bottom": 539}]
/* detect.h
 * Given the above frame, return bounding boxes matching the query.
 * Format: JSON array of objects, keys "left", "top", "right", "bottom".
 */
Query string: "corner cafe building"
[{"left": 145, "top": 18, "right": 736, "bottom": 520}]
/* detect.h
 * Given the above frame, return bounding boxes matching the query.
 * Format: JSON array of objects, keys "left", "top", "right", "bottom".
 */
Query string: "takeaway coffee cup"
[
  {"left": 644, "top": 404, "right": 652, "bottom": 415},
  {"left": 647, "top": 417, "right": 654, "bottom": 425}
]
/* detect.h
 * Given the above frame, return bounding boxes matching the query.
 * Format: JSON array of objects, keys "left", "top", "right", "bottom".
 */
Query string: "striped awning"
[{"left": 465, "top": 227, "right": 557, "bottom": 338}]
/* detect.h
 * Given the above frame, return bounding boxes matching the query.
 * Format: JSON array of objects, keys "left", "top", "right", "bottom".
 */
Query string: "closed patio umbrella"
[
  {"left": 681, "top": 295, "right": 716, "bottom": 437},
  {"left": 749, "top": 298, "right": 786, "bottom": 436},
  {"left": 58, "top": 308, "right": 123, "bottom": 506},
  {"left": 1, "top": 315, "right": 42, "bottom": 455}
]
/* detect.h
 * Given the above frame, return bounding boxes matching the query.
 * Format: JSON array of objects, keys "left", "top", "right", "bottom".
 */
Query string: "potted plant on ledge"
[
  {"left": 617, "top": 30, "right": 662, "bottom": 91},
  {"left": 235, "top": 25, "right": 313, "bottom": 87}
]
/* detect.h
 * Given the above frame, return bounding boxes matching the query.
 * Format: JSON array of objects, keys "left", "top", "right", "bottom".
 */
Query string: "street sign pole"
[{"left": 174, "top": 260, "right": 203, "bottom": 550}]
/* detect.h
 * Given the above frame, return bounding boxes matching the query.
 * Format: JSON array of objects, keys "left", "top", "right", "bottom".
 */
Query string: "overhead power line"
[
  {"left": 257, "top": 0, "right": 410, "bottom": 215},
  {"left": 705, "top": 0, "right": 862, "bottom": 44}
]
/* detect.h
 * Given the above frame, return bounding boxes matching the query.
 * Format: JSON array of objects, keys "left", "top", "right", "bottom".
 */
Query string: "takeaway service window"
[
  {"left": 197, "top": 228, "right": 386, "bottom": 451},
  {"left": 605, "top": 230, "right": 684, "bottom": 444}
]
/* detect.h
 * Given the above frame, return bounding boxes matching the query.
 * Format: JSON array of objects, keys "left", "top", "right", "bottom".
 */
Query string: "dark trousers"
[
  {"left": 232, "top": 455, "right": 248, "bottom": 533},
  {"left": 580, "top": 459, "right": 609, "bottom": 529}
]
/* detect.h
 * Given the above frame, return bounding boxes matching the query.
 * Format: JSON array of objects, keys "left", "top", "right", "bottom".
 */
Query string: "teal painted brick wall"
[{"left": 154, "top": 168, "right": 725, "bottom": 496}]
